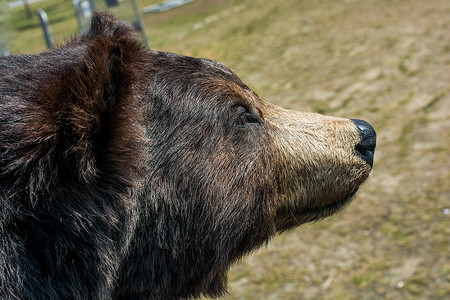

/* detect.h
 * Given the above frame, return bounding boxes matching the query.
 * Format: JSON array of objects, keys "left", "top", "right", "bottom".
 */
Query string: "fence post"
[
  {"left": 130, "top": 0, "right": 150, "bottom": 48},
  {"left": 37, "top": 9, "right": 53, "bottom": 49}
]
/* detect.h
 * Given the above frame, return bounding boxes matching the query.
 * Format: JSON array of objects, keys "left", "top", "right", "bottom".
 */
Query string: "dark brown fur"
[{"left": 0, "top": 12, "right": 374, "bottom": 300}]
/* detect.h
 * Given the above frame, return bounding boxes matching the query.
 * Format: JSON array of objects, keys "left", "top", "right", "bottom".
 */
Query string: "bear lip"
[
  {"left": 300, "top": 189, "right": 358, "bottom": 217},
  {"left": 275, "top": 189, "right": 359, "bottom": 231}
]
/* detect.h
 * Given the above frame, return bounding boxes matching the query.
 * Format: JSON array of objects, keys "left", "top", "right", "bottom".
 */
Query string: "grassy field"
[{"left": 7, "top": 0, "right": 450, "bottom": 299}]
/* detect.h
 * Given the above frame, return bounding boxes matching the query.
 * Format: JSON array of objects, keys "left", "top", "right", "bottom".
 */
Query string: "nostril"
[
  {"left": 355, "top": 144, "right": 374, "bottom": 166},
  {"left": 351, "top": 119, "right": 377, "bottom": 167}
]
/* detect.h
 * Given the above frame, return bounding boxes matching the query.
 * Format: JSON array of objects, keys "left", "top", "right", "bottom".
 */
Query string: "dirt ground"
[
  {"left": 9, "top": 0, "right": 449, "bottom": 299},
  {"left": 143, "top": 0, "right": 449, "bottom": 299}
]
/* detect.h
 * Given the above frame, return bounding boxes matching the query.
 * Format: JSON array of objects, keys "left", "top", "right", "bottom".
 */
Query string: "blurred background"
[{"left": 2, "top": 0, "right": 449, "bottom": 299}]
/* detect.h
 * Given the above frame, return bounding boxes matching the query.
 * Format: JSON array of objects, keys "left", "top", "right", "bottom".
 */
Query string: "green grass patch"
[
  {"left": 423, "top": 92, "right": 446, "bottom": 113},
  {"left": 351, "top": 273, "right": 373, "bottom": 288},
  {"left": 397, "top": 121, "right": 414, "bottom": 157}
]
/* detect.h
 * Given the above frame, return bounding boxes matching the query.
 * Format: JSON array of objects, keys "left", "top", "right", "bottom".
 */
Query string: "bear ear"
[
  {"left": 0, "top": 11, "right": 146, "bottom": 204},
  {"left": 46, "top": 11, "right": 146, "bottom": 183},
  {"left": 59, "top": 11, "right": 146, "bottom": 181}
]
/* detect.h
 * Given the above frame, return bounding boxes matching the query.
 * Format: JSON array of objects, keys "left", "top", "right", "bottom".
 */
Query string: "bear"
[{"left": 0, "top": 12, "right": 376, "bottom": 300}]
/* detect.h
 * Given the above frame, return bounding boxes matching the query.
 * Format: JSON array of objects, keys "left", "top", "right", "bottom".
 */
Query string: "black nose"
[{"left": 351, "top": 119, "right": 376, "bottom": 167}]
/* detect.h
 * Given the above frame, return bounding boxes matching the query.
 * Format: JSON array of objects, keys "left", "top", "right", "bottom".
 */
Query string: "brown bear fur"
[{"left": 0, "top": 12, "right": 374, "bottom": 300}]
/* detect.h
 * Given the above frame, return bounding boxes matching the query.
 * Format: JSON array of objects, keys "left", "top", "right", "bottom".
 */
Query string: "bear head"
[{"left": 0, "top": 12, "right": 375, "bottom": 300}]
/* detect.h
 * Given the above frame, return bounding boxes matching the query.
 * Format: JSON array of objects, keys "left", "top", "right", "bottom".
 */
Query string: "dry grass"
[{"left": 9, "top": 0, "right": 450, "bottom": 299}]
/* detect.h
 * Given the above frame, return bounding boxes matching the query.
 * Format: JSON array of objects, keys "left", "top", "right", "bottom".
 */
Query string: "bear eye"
[{"left": 234, "top": 106, "right": 261, "bottom": 127}]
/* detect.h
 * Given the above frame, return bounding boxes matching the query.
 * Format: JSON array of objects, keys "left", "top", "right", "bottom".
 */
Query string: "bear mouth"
[
  {"left": 275, "top": 189, "right": 358, "bottom": 231},
  {"left": 301, "top": 189, "right": 357, "bottom": 218}
]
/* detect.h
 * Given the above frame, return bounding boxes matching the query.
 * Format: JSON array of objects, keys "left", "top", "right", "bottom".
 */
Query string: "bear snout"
[
  {"left": 265, "top": 109, "right": 376, "bottom": 229},
  {"left": 351, "top": 119, "right": 377, "bottom": 167}
]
